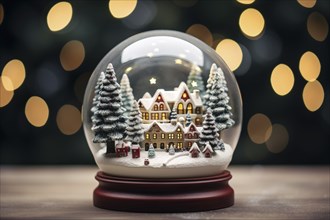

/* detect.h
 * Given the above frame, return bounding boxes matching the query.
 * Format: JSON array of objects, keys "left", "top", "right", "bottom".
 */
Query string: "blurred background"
[{"left": 0, "top": 0, "right": 329, "bottom": 165}]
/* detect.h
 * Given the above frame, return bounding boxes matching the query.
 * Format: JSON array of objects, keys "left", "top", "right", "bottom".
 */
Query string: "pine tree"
[
  {"left": 148, "top": 144, "right": 156, "bottom": 158},
  {"left": 168, "top": 144, "right": 175, "bottom": 155},
  {"left": 204, "top": 63, "right": 218, "bottom": 109},
  {"left": 208, "top": 70, "right": 235, "bottom": 131},
  {"left": 125, "top": 101, "right": 145, "bottom": 145},
  {"left": 91, "top": 72, "right": 104, "bottom": 114},
  {"left": 186, "top": 113, "right": 192, "bottom": 127},
  {"left": 120, "top": 73, "right": 134, "bottom": 116},
  {"left": 199, "top": 109, "right": 219, "bottom": 149},
  {"left": 187, "top": 64, "right": 205, "bottom": 99},
  {"left": 170, "top": 107, "right": 177, "bottom": 120},
  {"left": 91, "top": 63, "right": 127, "bottom": 154}
]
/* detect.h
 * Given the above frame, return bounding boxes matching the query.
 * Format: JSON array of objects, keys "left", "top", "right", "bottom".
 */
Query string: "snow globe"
[{"left": 83, "top": 30, "right": 242, "bottom": 212}]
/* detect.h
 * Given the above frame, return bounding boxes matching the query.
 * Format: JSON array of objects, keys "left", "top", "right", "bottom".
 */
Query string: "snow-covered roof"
[
  {"left": 189, "top": 143, "right": 201, "bottom": 153},
  {"left": 143, "top": 121, "right": 184, "bottom": 133},
  {"left": 184, "top": 123, "right": 199, "bottom": 133},
  {"left": 131, "top": 145, "right": 140, "bottom": 149},
  {"left": 202, "top": 143, "right": 214, "bottom": 153},
  {"left": 139, "top": 98, "right": 153, "bottom": 110}
]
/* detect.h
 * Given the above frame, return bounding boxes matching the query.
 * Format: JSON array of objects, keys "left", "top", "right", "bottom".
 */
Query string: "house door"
[
  {"left": 153, "top": 143, "right": 157, "bottom": 149},
  {"left": 145, "top": 143, "right": 149, "bottom": 151},
  {"left": 160, "top": 143, "right": 165, "bottom": 149}
]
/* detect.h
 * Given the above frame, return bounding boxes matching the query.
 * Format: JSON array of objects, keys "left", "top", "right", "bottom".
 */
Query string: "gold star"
[
  {"left": 150, "top": 77, "right": 156, "bottom": 85},
  {"left": 191, "top": 81, "right": 198, "bottom": 87}
]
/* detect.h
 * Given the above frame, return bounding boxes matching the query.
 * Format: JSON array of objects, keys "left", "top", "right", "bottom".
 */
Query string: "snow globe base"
[{"left": 93, "top": 170, "right": 234, "bottom": 212}]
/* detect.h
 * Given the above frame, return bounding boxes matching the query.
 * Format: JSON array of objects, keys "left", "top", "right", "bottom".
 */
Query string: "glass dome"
[{"left": 83, "top": 30, "right": 242, "bottom": 178}]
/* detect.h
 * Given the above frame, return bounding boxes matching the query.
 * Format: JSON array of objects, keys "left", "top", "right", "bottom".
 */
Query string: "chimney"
[{"left": 193, "top": 90, "right": 200, "bottom": 99}]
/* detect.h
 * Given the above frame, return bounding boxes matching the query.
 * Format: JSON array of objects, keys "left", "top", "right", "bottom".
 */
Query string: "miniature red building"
[
  {"left": 202, "top": 143, "right": 214, "bottom": 158},
  {"left": 189, "top": 143, "right": 201, "bottom": 158},
  {"left": 131, "top": 145, "right": 140, "bottom": 158},
  {"left": 115, "top": 142, "right": 128, "bottom": 157}
]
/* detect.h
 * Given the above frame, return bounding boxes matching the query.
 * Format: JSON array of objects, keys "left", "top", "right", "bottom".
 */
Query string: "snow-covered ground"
[{"left": 95, "top": 144, "right": 233, "bottom": 178}]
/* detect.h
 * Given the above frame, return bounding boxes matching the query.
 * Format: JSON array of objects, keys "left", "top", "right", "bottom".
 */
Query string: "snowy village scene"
[{"left": 90, "top": 62, "right": 235, "bottom": 176}]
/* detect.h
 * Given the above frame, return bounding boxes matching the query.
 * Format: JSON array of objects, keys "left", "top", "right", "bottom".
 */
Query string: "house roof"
[
  {"left": 189, "top": 143, "right": 201, "bottom": 153},
  {"left": 202, "top": 143, "right": 214, "bottom": 153},
  {"left": 142, "top": 121, "right": 185, "bottom": 133}
]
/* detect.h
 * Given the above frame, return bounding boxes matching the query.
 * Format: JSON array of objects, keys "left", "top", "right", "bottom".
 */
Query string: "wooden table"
[{"left": 1, "top": 166, "right": 329, "bottom": 219}]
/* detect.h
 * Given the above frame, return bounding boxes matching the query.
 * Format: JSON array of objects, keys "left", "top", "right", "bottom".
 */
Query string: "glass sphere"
[{"left": 83, "top": 30, "right": 242, "bottom": 178}]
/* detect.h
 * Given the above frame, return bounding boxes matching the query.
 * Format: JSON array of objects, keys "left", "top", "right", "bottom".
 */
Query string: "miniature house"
[
  {"left": 189, "top": 143, "right": 201, "bottom": 158},
  {"left": 115, "top": 142, "right": 128, "bottom": 157},
  {"left": 131, "top": 145, "right": 140, "bottom": 158},
  {"left": 202, "top": 143, "right": 214, "bottom": 158},
  {"left": 138, "top": 82, "right": 203, "bottom": 126}
]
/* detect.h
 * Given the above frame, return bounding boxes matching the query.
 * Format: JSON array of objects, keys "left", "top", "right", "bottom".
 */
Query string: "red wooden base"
[{"left": 94, "top": 170, "right": 234, "bottom": 212}]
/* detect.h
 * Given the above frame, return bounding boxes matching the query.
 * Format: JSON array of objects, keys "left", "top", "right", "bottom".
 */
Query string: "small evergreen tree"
[
  {"left": 148, "top": 144, "right": 156, "bottom": 158},
  {"left": 168, "top": 144, "right": 175, "bottom": 155},
  {"left": 199, "top": 109, "right": 219, "bottom": 149},
  {"left": 125, "top": 101, "right": 145, "bottom": 145},
  {"left": 120, "top": 73, "right": 134, "bottom": 116},
  {"left": 204, "top": 63, "right": 218, "bottom": 108},
  {"left": 91, "top": 63, "right": 127, "bottom": 154},
  {"left": 170, "top": 107, "right": 177, "bottom": 120},
  {"left": 187, "top": 64, "right": 205, "bottom": 100},
  {"left": 91, "top": 72, "right": 104, "bottom": 114},
  {"left": 208, "top": 71, "right": 235, "bottom": 131},
  {"left": 186, "top": 113, "right": 192, "bottom": 127}
]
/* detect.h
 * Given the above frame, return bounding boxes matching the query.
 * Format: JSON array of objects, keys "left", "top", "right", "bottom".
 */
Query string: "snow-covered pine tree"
[
  {"left": 199, "top": 109, "right": 219, "bottom": 149},
  {"left": 120, "top": 73, "right": 134, "bottom": 116},
  {"left": 168, "top": 144, "right": 175, "bottom": 155},
  {"left": 91, "top": 63, "right": 127, "bottom": 154},
  {"left": 170, "top": 107, "right": 177, "bottom": 120},
  {"left": 91, "top": 72, "right": 104, "bottom": 114},
  {"left": 208, "top": 70, "right": 235, "bottom": 131},
  {"left": 187, "top": 64, "right": 205, "bottom": 100},
  {"left": 186, "top": 113, "right": 192, "bottom": 127},
  {"left": 204, "top": 63, "right": 218, "bottom": 109},
  {"left": 125, "top": 100, "right": 145, "bottom": 145},
  {"left": 148, "top": 144, "right": 156, "bottom": 158}
]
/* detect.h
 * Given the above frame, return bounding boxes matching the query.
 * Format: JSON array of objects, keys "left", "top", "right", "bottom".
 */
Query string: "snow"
[{"left": 95, "top": 143, "right": 233, "bottom": 178}]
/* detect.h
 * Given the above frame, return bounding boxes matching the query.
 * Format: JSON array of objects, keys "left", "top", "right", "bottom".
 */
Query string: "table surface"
[{"left": 0, "top": 166, "right": 329, "bottom": 219}]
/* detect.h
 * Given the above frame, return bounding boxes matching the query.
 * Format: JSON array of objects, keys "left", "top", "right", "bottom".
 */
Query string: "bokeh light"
[
  {"left": 0, "top": 3, "right": 4, "bottom": 25},
  {"left": 307, "top": 12, "right": 329, "bottom": 42},
  {"left": 297, "top": 0, "right": 317, "bottom": 8},
  {"left": 2, "top": 59, "right": 26, "bottom": 91},
  {"left": 299, "top": 51, "right": 321, "bottom": 82},
  {"left": 0, "top": 76, "right": 14, "bottom": 108},
  {"left": 248, "top": 113, "right": 272, "bottom": 144},
  {"left": 56, "top": 104, "right": 82, "bottom": 135},
  {"left": 239, "top": 8, "right": 265, "bottom": 39},
  {"left": 186, "top": 24, "right": 213, "bottom": 46},
  {"left": 216, "top": 39, "right": 243, "bottom": 71},
  {"left": 25, "top": 96, "right": 49, "bottom": 127},
  {"left": 47, "top": 2, "right": 73, "bottom": 32},
  {"left": 302, "top": 80, "right": 324, "bottom": 112},
  {"left": 109, "top": 0, "right": 137, "bottom": 19},
  {"left": 266, "top": 124, "right": 289, "bottom": 154},
  {"left": 271, "top": 64, "right": 295, "bottom": 96},
  {"left": 60, "top": 40, "right": 85, "bottom": 71},
  {"left": 237, "top": 0, "right": 255, "bottom": 5}
]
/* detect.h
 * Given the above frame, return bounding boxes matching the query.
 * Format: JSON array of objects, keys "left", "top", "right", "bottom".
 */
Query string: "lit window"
[
  {"left": 182, "top": 92, "right": 187, "bottom": 98},
  {"left": 161, "top": 113, "right": 166, "bottom": 120},
  {"left": 177, "top": 103, "right": 184, "bottom": 114},
  {"left": 154, "top": 105, "right": 158, "bottom": 111},
  {"left": 160, "top": 104, "right": 164, "bottom": 110},
  {"left": 168, "top": 134, "right": 174, "bottom": 139},
  {"left": 177, "top": 133, "right": 182, "bottom": 139},
  {"left": 157, "top": 95, "right": 161, "bottom": 101},
  {"left": 187, "top": 103, "right": 193, "bottom": 114},
  {"left": 151, "top": 113, "right": 159, "bottom": 120},
  {"left": 145, "top": 113, "right": 149, "bottom": 120},
  {"left": 145, "top": 133, "right": 150, "bottom": 140},
  {"left": 161, "top": 133, "right": 165, "bottom": 139},
  {"left": 177, "top": 128, "right": 181, "bottom": 132},
  {"left": 153, "top": 133, "right": 157, "bottom": 139},
  {"left": 177, "top": 142, "right": 183, "bottom": 148}
]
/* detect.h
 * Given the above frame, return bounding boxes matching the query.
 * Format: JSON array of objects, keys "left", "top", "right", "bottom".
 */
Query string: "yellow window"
[
  {"left": 153, "top": 133, "right": 157, "bottom": 139},
  {"left": 187, "top": 103, "right": 193, "bottom": 114},
  {"left": 177, "top": 133, "right": 182, "bottom": 139},
  {"left": 177, "top": 103, "right": 184, "bottom": 114},
  {"left": 145, "top": 133, "right": 150, "bottom": 140},
  {"left": 161, "top": 133, "right": 165, "bottom": 139},
  {"left": 168, "top": 134, "right": 174, "bottom": 139},
  {"left": 161, "top": 113, "right": 166, "bottom": 120}
]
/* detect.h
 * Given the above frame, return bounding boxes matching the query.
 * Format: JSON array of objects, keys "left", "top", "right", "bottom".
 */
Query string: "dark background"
[{"left": 0, "top": 0, "right": 329, "bottom": 165}]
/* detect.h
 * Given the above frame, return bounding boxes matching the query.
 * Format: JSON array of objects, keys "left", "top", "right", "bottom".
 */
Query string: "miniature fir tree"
[
  {"left": 91, "top": 63, "right": 127, "bottom": 154},
  {"left": 199, "top": 109, "right": 220, "bottom": 149},
  {"left": 170, "top": 107, "right": 177, "bottom": 120},
  {"left": 91, "top": 72, "right": 104, "bottom": 114},
  {"left": 148, "top": 144, "right": 156, "bottom": 158},
  {"left": 204, "top": 63, "right": 218, "bottom": 108},
  {"left": 187, "top": 64, "right": 205, "bottom": 99},
  {"left": 125, "top": 101, "right": 145, "bottom": 145},
  {"left": 120, "top": 73, "right": 134, "bottom": 116},
  {"left": 169, "top": 144, "right": 175, "bottom": 155},
  {"left": 208, "top": 71, "right": 235, "bottom": 131},
  {"left": 186, "top": 113, "right": 192, "bottom": 127}
]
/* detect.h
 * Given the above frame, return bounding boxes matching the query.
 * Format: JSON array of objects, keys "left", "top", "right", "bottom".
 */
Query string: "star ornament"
[
  {"left": 191, "top": 81, "right": 198, "bottom": 87},
  {"left": 149, "top": 77, "right": 157, "bottom": 85}
]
